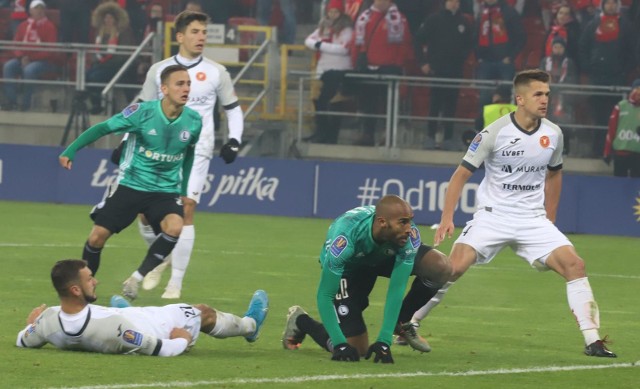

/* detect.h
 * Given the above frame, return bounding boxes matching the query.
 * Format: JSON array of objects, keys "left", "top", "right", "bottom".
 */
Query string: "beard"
[{"left": 83, "top": 292, "right": 97, "bottom": 303}]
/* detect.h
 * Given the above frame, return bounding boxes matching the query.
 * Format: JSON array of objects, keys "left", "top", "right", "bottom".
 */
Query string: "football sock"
[
  {"left": 411, "top": 281, "right": 454, "bottom": 322},
  {"left": 297, "top": 314, "right": 331, "bottom": 352},
  {"left": 137, "top": 219, "right": 157, "bottom": 247},
  {"left": 566, "top": 277, "right": 601, "bottom": 345},
  {"left": 397, "top": 277, "right": 442, "bottom": 324},
  {"left": 208, "top": 311, "right": 254, "bottom": 338},
  {"left": 83, "top": 241, "right": 103, "bottom": 275},
  {"left": 167, "top": 225, "right": 194, "bottom": 290},
  {"left": 137, "top": 233, "right": 179, "bottom": 276}
]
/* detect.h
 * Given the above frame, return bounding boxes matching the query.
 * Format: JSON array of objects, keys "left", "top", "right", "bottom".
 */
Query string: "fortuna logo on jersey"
[
  {"left": 139, "top": 146, "right": 185, "bottom": 162},
  {"left": 540, "top": 136, "right": 550, "bottom": 148},
  {"left": 330, "top": 235, "right": 348, "bottom": 257},
  {"left": 196, "top": 72, "right": 206, "bottom": 81}
]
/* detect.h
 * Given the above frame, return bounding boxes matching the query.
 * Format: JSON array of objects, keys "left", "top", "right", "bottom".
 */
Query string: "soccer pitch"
[{"left": 1, "top": 200, "right": 638, "bottom": 389}]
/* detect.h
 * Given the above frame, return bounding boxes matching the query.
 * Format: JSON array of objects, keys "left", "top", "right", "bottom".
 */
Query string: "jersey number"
[
  {"left": 335, "top": 278, "right": 349, "bottom": 300},
  {"left": 180, "top": 306, "right": 197, "bottom": 318}
]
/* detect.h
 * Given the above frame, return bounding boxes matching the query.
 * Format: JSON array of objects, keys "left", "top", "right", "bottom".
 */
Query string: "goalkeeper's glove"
[
  {"left": 365, "top": 341, "right": 394, "bottom": 364},
  {"left": 220, "top": 138, "right": 240, "bottom": 164},
  {"left": 331, "top": 343, "right": 359, "bottom": 362}
]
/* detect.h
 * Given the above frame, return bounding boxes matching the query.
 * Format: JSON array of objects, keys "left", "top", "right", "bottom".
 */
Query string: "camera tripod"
[{"left": 60, "top": 91, "right": 91, "bottom": 146}]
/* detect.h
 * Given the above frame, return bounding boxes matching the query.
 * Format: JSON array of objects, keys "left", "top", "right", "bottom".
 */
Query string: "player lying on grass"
[{"left": 16, "top": 259, "right": 268, "bottom": 356}]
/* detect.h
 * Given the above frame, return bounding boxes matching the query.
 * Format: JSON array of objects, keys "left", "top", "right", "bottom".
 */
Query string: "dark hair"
[
  {"left": 51, "top": 259, "right": 86, "bottom": 297},
  {"left": 174, "top": 10, "right": 209, "bottom": 34},
  {"left": 513, "top": 69, "right": 550, "bottom": 89},
  {"left": 160, "top": 64, "right": 188, "bottom": 85}
]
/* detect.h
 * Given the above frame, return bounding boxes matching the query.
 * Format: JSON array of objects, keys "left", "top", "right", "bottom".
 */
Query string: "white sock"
[
  {"left": 130, "top": 271, "right": 143, "bottom": 281},
  {"left": 138, "top": 219, "right": 157, "bottom": 247},
  {"left": 411, "top": 281, "right": 454, "bottom": 323},
  {"left": 208, "top": 311, "right": 255, "bottom": 338},
  {"left": 566, "top": 277, "right": 601, "bottom": 345},
  {"left": 167, "top": 225, "right": 195, "bottom": 290}
]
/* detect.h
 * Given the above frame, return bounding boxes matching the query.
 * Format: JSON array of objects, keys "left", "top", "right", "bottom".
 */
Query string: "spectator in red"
[
  {"left": 474, "top": 0, "right": 526, "bottom": 108},
  {"left": 2, "top": 0, "right": 59, "bottom": 111},
  {"left": 543, "top": 2, "right": 581, "bottom": 70},
  {"left": 603, "top": 79, "right": 640, "bottom": 177},
  {"left": 351, "top": 0, "right": 413, "bottom": 146}
]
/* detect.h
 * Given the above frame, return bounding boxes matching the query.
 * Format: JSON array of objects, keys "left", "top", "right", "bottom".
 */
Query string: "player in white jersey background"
[
  {"left": 414, "top": 69, "right": 615, "bottom": 358},
  {"left": 17, "top": 260, "right": 268, "bottom": 356},
  {"left": 121, "top": 10, "right": 244, "bottom": 300}
]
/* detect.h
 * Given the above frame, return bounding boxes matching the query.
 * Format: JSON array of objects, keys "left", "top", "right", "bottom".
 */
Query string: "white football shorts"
[
  {"left": 134, "top": 304, "right": 202, "bottom": 348},
  {"left": 455, "top": 207, "right": 573, "bottom": 269},
  {"left": 185, "top": 154, "right": 211, "bottom": 204}
]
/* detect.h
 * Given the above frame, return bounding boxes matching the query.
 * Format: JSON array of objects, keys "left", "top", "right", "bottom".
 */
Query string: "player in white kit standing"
[
  {"left": 121, "top": 10, "right": 244, "bottom": 300},
  {"left": 424, "top": 69, "right": 616, "bottom": 357}
]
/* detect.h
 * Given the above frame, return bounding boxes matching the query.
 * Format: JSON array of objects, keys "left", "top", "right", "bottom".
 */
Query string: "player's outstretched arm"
[
  {"left": 434, "top": 165, "right": 473, "bottom": 246},
  {"left": 59, "top": 156, "right": 72, "bottom": 170}
]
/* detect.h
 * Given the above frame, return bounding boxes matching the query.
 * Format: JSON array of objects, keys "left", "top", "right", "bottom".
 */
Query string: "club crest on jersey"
[
  {"left": 539, "top": 136, "right": 550, "bottom": 148},
  {"left": 409, "top": 226, "right": 421, "bottom": 248},
  {"left": 196, "top": 72, "right": 206, "bottom": 81},
  {"left": 469, "top": 133, "right": 482, "bottom": 152},
  {"left": 122, "top": 329, "right": 143, "bottom": 346},
  {"left": 179, "top": 130, "right": 190, "bottom": 142},
  {"left": 330, "top": 235, "right": 348, "bottom": 257},
  {"left": 337, "top": 305, "right": 349, "bottom": 316},
  {"left": 122, "top": 103, "right": 140, "bottom": 118}
]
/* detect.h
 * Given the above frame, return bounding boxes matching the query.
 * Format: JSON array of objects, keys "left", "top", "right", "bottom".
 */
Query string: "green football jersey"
[
  {"left": 61, "top": 101, "right": 202, "bottom": 195},
  {"left": 317, "top": 205, "right": 421, "bottom": 347}
]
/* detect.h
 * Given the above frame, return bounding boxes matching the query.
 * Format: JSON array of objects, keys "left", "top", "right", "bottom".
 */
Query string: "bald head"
[{"left": 375, "top": 195, "right": 413, "bottom": 218}]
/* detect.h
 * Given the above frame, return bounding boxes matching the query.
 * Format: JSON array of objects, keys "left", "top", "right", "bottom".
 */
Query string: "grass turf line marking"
[{"left": 51, "top": 361, "right": 639, "bottom": 389}]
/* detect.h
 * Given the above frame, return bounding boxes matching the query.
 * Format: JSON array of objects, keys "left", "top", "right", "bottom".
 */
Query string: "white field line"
[{"left": 49, "top": 361, "right": 639, "bottom": 389}]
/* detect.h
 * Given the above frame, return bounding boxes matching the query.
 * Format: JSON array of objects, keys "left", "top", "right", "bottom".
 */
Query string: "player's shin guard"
[
  {"left": 83, "top": 241, "right": 103, "bottom": 275},
  {"left": 398, "top": 277, "right": 443, "bottom": 324},
  {"left": 297, "top": 314, "right": 332, "bottom": 352},
  {"left": 137, "top": 233, "right": 179, "bottom": 276},
  {"left": 167, "top": 225, "right": 194, "bottom": 290},
  {"left": 137, "top": 219, "right": 157, "bottom": 247},
  {"left": 411, "top": 281, "right": 454, "bottom": 322},
  {"left": 208, "top": 311, "right": 254, "bottom": 338},
  {"left": 567, "top": 277, "right": 601, "bottom": 345}
]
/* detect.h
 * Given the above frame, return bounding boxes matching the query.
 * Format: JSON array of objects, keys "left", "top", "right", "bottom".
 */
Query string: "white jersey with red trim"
[
  {"left": 141, "top": 54, "right": 240, "bottom": 158},
  {"left": 462, "top": 112, "right": 564, "bottom": 215}
]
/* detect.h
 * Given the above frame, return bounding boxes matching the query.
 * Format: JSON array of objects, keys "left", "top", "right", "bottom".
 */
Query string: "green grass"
[{"left": 1, "top": 200, "right": 639, "bottom": 389}]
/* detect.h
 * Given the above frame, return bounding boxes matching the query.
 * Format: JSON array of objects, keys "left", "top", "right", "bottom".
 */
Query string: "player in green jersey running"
[
  {"left": 281, "top": 195, "right": 451, "bottom": 363},
  {"left": 59, "top": 65, "right": 202, "bottom": 300}
]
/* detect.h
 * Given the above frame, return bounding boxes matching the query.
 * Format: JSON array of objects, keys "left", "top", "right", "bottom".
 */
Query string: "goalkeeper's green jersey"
[
  {"left": 317, "top": 205, "right": 420, "bottom": 347},
  {"left": 61, "top": 101, "right": 201, "bottom": 195}
]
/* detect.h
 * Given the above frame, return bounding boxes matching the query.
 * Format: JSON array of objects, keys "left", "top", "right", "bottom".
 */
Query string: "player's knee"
[
  {"left": 87, "top": 226, "right": 110, "bottom": 247},
  {"left": 161, "top": 215, "right": 184, "bottom": 237}
]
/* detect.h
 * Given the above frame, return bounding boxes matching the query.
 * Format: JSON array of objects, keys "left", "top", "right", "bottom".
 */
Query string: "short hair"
[
  {"left": 513, "top": 69, "right": 550, "bottom": 90},
  {"left": 174, "top": 10, "right": 209, "bottom": 34},
  {"left": 51, "top": 259, "right": 86, "bottom": 297},
  {"left": 160, "top": 64, "right": 188, "bottom": 85}
]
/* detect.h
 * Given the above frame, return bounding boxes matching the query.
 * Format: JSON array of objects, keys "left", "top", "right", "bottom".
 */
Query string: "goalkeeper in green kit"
[
  {"left": 59, "top": 65, "right": 202, "bottom": 299},
  {"left": 282, "top": 195, "right": 451, "bottom": 363}
]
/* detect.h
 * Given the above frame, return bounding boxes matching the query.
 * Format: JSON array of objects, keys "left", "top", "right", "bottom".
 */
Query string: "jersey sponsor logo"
[
  {"left": 515, "top": 164, "right": 546, "bottom": 173},
  {"left": 196, "top": 72, "right": 206, "bottom": 81},
  {"left": 337, "top": 304, "right": 349, "bottom": 316},
  {"left": 540, "top": 136, "right": 550, "bottom": 148},
  {"left": 139, "top": 146, "right": 185, "bottom": 162},
  {"left": 469, "top": 133, "right": 482, "bottom": 152},
  {"left": 501, "top": 165, "right": 513, "bottom": 173},
  {"left": 501, "top": 150, "right": 524, "bottom": 157},
  {"left": 148, "top": 129, "right": 157, "bottom": 136},
  {"left": 409, "top": 226, "right": 421, "bottom": 249},
  {"left": 188, "top": 95, "right": 210, "bottom": 104},
  {"left": 502, "top": 183, "right": 541, "bottom": 191},
  {"left": 122, "top": 103, "right": 140, "bottom": 118},
  {"left": 122, "top": 329, "right": 143, "bottom": 346},
  {"left": 329, "top": 235, "right": 348, "bottom": 257},
  {"left": 180, "top": 130, "right": 190, "bottom": 142}
]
